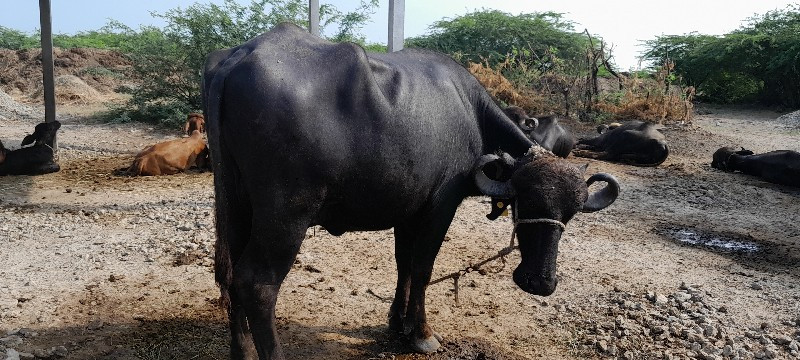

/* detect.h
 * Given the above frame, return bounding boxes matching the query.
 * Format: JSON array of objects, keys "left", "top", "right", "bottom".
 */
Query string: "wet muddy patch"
[
  {"left": 656, "top": 225, "right": 760, "bottom": 253},
  {"left": 653, "top": 224, "right": 800, "bottom": 273}
]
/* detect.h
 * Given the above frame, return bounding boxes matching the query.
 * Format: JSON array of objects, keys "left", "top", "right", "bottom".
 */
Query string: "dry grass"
[{"left": 468, "top": 58, "right": 694, "bottom": 124}]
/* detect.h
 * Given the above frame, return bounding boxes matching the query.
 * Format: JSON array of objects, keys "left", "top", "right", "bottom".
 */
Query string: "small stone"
[
  {"left": 750, "top": 283, "right": 763, "bottom": 290},
  {"left": 87, "top": 320, "right": 104, "bottom": 330},
  {"left": 673, "top": 292, "right": 692, "bottom": 303},
  {"left": 789, "top": 340, "right": 799, "bottom": 351},
  {"left": 717, "top": 305, "right": 728, "bottom": 313},
  {"left": 655, "top": 294, "right": 669, "bottom": 305},
  {"left": 771, "top": 334, "right": 791, "bottom": 345},
  {"left": 33, "top": 349, "right": 50, "bottom": 358},
  {"left": 596, "top": 340, "right": 609, "bottom": 352},
  {"left": 0, "top": 335, "right": 23, "bottom": 347},
  {"left": 51, "top": 345, "right": 68, "bottom": 358},
  {"left": 5, "top": 349, "right": 21, "bottom": 360},
  {"left": 723, "top": 345, "right": 733, "bottom": 356}
]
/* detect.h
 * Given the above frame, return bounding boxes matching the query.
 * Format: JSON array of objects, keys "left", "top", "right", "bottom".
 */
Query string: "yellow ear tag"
[
  {"left": 496, "top": 201, "right": 504, "bottom": 208},
  {"left": 501, "top": 209, "right": 509, "bottom": 217}
]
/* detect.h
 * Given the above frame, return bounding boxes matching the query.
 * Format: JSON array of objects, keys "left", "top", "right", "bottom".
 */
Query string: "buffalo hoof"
[{"left": 412, "top": 332, "right": 443, "bottom": 353}]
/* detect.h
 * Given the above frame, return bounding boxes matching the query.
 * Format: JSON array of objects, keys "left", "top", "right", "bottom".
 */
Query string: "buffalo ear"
[
  {"left": 21, "top": 134, "right": 36, "bottom": 146},
  {"left": 578, "top": 163, "right": 589, "bottom": 175}
]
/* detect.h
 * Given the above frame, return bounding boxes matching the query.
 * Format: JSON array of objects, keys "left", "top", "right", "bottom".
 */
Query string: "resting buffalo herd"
[{"left": 1, "top": 23, "right": 798, "bottom": 359}]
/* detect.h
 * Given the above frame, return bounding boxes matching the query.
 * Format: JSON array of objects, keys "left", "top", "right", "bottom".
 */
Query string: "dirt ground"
[{"left": 1, "top": 99, "right": 800, "bottom": 360}]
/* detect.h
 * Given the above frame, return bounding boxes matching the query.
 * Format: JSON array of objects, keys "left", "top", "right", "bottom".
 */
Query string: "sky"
[{"left": 1, "top": 0, "right": 797, "bottom": 70}]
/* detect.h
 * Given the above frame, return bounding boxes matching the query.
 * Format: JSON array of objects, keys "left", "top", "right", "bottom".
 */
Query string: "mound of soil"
[
  {"left": 31, "top": 74, "right": 102, "bottom": 105},
  {"left": 0, "top": 47, "right": 130, "bottom": 103}
]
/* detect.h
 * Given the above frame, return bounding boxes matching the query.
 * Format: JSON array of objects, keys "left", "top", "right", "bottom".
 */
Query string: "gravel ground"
[{"left": 1, "top": 100, "right": 799, "bottom": 360}]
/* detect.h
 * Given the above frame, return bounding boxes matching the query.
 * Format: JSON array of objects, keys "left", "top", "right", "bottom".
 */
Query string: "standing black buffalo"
[
  {"left": 0, "top": 121, "right": 61, "bottom": 176},
  {"left": 573, "top": 120, "right": 669, "bottom": 166},
  {"left": 502, "top": 106, "right": 576, "bottom": 158},
  {"left": 203, "top": 23, "right": 619, "bottom": 359},
  {"left": 711, "top": 146, "right": 800, "bottom": 187}
]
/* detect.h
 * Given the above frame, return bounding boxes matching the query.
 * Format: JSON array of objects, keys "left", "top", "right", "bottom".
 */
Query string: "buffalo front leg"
[
  {"left": 232, "top": 217, "right": 307, "bottom": 360},
  {"left": 398, "top": 199, "right": 459, "bottom": 353}
]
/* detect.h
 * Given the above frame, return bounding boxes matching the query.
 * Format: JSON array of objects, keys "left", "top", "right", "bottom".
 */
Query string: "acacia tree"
[{"left": 113, "top": 0, "right": 378, "bottom": 125}]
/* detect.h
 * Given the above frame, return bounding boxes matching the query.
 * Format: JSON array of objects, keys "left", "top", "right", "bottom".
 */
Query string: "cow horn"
[
  {"left": 581, "top": 173, "right": 619, "bottom": 212},
  {"left": 474, "top": 154, "right": 516, "bottom": 198}
]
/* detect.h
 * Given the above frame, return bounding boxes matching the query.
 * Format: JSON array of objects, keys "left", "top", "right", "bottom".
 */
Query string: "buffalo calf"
[{"left": 0, "top": 121, "right": 61, "bottom": 176}]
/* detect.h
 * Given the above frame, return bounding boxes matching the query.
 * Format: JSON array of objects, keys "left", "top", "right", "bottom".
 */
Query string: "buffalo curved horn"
[
  {"left": 474, "top": 154, "right": 516, "bottom": 198},
  {"left": 581, "top": 173, "right": 619, "bottom": 212},
  {"left": 518, "top": 117, "right": 539, "bottom": 132}
]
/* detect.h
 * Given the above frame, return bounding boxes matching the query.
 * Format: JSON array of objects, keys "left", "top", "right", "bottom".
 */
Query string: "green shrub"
[
  {"left": 643, "top": 5, "right": 800, "bottom": 107},
  {"left": 406, "top": 10, "right": 587, "bottom": 73}
]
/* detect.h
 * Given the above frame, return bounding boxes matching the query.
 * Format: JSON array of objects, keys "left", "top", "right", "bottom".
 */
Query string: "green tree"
[
  {"left": 406, "top": 10, "right": 587, "bottom": 71},
  {"left": 0, "top": 26, "right": 38, "bottom": 49},
  {"left": 113, "top": 0, "right": 378, "bottom": 125},
  {"left": 643, "top": 5, "right": 800, "bottom": 107}
]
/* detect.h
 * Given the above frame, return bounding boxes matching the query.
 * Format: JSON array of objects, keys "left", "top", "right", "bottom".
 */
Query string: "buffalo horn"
[
  {"left": 474, "top": 154, "right": 516, "bottom": 198},
  {"left": 581, "top": 173, "right": 619, "bottom": 212},
  {"left": 518, "top": 117, "right": 538, "bottom": 132}
]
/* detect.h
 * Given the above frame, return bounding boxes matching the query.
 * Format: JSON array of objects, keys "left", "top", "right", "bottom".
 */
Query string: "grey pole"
[
  {"left": 38, "top": 0, "right": 57, "bottom": 150},
  {"left": 309, "top": 0, "right": 320, "bottom": 37},
  {"left": 388, "top": 0, "right": 405, "bottom": 52}
]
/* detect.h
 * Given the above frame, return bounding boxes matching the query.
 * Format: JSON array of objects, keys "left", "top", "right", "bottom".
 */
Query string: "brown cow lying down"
[
  {"left": 184, "top": 113, "right": 205, "bottom": 135},
  {"left": 126, "top": 130, "right": 209, "bottom": 176}
]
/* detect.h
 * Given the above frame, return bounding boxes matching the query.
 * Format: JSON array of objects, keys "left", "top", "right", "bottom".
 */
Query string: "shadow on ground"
[{"left": 10, "top": 316, "right": 527, "bottom": 360}]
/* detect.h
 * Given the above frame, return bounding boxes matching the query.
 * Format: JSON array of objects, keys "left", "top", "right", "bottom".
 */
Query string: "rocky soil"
[{"left": 1, "top": 93, "right": 799, "bottom": 359}]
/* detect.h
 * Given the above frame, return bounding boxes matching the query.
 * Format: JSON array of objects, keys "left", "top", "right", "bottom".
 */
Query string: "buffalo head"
[
  {"left": 711, "top": 146, "right": 753, "bottom": 171},
  {"left": 22, "top": 121, "right": 61, "bottom": 148},
  {"left": 474, "top": 147, "right": 618, "bottom": 295}
]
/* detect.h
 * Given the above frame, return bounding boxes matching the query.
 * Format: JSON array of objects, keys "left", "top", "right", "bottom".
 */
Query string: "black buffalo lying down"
[
  {"left": 0, "top": 121, "right": 61, "bottom": 176},
  {"left": 711, "top": 147, "right": 800, "bottom": 187},
  {"left": 203, "top": 23, "right": 619, "bottom": 359},
  {"left": 573, "top": 120, "right": 669, "bottom": 166},
  {"left": 502, "top": 106, "right": 576, "bottom": 158}
]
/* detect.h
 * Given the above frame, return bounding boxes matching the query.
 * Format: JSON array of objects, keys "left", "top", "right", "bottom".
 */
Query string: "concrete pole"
[
  {"left": 308, "top": 0, "right": 320, "bottom": 37},
  {"left": 39, "top": 0, "right": 57, "bottom": 150},
  {"left": 388, "top": 0, "right": 404, "bottom": 52}
]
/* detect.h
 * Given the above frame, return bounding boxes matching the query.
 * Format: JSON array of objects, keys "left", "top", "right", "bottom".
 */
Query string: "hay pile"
[{"left": 467, "top": 62, "right": 545, "bottom": 114}]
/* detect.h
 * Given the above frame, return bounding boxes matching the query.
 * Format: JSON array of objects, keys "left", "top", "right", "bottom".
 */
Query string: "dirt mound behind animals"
[
  {"left": 31, "top": 74, "right": 102, "bottom": 104},
  {"left": 0, "top": 47, "right": 131, "bottom": 104}
]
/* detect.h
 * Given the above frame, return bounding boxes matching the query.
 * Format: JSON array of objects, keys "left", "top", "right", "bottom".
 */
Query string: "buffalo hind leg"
[
  {"left": 233, "top": 215, "right": 309, "bottom": 360},
  {"left": 388, "top": 226, "right": 413, "bottom": 333}
]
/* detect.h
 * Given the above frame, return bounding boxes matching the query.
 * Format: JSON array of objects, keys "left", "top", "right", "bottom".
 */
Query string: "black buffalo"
[
  {"left": 0, "top": 121, "right": 61, "bottom": 176},
  {"left": 203, "top": 23, "right": 619, "bottom": 359},
  {"left": 573, "top": 120, "right": 669, "bottom": 166},
  {"left": 502, "top": 106, "right": 575, "bottom": 158},
  {"left": 711, "top": 146, "right": 800, "bottom": 187}
]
